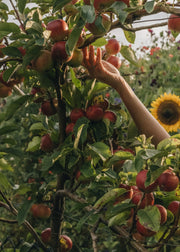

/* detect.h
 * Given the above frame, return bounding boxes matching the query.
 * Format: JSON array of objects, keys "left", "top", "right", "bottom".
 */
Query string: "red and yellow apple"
[{"left": 46, "top": 19, "right": 69, "bottom": 41}]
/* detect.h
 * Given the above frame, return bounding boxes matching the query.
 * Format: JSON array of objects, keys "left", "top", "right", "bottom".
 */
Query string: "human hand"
[{"left": 83, "top": 45, "right": 121, "bottom": 89}]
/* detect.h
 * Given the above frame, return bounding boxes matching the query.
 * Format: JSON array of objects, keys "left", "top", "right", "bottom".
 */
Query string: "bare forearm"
[{"left": 114, "top": 76, "right": 170, "bottom": 146}]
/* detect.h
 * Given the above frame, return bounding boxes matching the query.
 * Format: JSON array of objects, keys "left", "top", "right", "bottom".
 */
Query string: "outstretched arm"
[{"left": 83, "top": 46, "right": 170, "bottom": 146}]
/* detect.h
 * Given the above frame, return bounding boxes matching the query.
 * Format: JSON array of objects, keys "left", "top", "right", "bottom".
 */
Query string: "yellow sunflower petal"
[{"left": 150, "top": 93, "right": 180, "bottom": 132}]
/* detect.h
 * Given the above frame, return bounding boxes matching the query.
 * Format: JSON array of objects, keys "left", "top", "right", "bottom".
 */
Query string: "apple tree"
[{"left": 0, "top": 0, "right": 180, "bottom": 251}]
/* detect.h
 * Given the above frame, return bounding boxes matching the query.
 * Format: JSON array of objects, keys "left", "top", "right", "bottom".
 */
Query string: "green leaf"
[
  {"left": 0, "top": 173, "right": 11, "bottom": 190},
  {"left": 5, "top": 95, "right": 30, "bottom": 121},
  {"left": 29, "top": 122, "right": 47, "bottom": 131},
  {"left": 1, "top": 46, "right": 22, "bottom": 57},
  {"left": 70, "top": 68, "right": 81, "bottom": 89},
  {"left": 144, "top": 0, "right": 155, "bottom": 13},
  {"left": 66, "top": 18, "right": 85, "bottom": 55},
  {"left": 26, "top": 136, "right": 41, "bottom": 152},
  {"left": 0, "top": 124, "right": 18, "bottom": 135},
  {"left": 157, "top": 137, "right": 180, "bottom": 150},
  {"left": 0, "top": 22, "right": 20, "bottom": 34},
  {"left": 92, "top": 37, "right": 107, "bottom": 47},
  {"left": 137, "top": 206, "right": 161, "bottom": 232},
  {"left": 17, "top": 200, "right": 33, "bottom": 225},
  {"left": 2, "top": 65, "right": 19, "bottom": 82},
  {"left": 80, "top": 5, "right": 95, "bottom": 23},
  {"left": 120, "top": 45, "right": 138, "bottom": 66},
  {"left": 25, "top": 21, "right": 43, "bottom": 34},
  {"left": 87, "top": 142, "right": 111, "bottom": 161},
  {"left": 0, "top": 2, "right": 9, "bottom": 11},
  {"left": 80, "top": 161, "right": 96, "bottom": 178},
  {"left": 106, "top": 151, "right": 134, "bottom": 167},
  {"left": 108, "top": 210, "right": 131, "bottom": 227},
  {"left": 74, "top": 119, "right": 89, "bottom": 148},
  {"left": 124, "top": 29, "right": 136, "bottom": 44},
  {"left": 22, "top": 45, "right": 42, "bottom": 68},
  {"left": 53, "top": 0, "right": 72, "bottom": 12},
  {"left": 17, "top": 0, "right": 27, "bottom": 13},
  {"left": 94, "top": 188, "right": 127, "bottom": 209},
  {"left": 105, "top": 202, "right": 134, "bottom": 219},
  {"left": 109, "top": 2, "right": 128, "bottom": 24},
  {"left": 0, "top": 158, "right": 13, "bottom": 171}
]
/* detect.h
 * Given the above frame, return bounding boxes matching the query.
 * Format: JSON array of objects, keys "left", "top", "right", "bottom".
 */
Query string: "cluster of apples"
[
  {"left": 115, "top": 168, "right": 180, "bottom": 238},
  {"left": 65, "top": 97, "right": 117, "bottom": 135},
  {"left": 40, "top": 228, "right": 73, "bottom": 251}
]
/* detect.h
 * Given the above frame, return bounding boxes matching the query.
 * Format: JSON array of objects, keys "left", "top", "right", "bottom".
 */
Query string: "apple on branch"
[
  {"left": 105, "top": 38, "right": 121, "bottom": 56},
  {"left": 46, "top": 19, "right": 69, "bottom": 41}
]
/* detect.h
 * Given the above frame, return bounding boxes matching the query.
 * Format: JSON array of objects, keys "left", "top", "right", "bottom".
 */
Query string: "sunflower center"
[{"left": 157, "top": 101, "right": 180, "bottom": 125}]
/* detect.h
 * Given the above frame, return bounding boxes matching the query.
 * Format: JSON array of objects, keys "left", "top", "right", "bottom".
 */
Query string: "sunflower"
[{"left": 150, "top": 93, "right": 180, "bottom": 132}]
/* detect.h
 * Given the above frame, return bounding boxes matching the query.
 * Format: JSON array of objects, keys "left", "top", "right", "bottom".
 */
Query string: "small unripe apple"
[
  {"left": 136, "top": 219, "right": 156, "bottom": 237},
  {"left": 106, "top": 55, "right": 121, "bottom": 69},
  {"left": 168, "top": 14, "right": 180, "bottom": 32},
  {"left": 105, "top": 38, "right": 121, "bottom": 56},
  {"left": 85, "top": 14, "right": 111, "bottom": 36},
  {"left": 168, "top": 201, "right": 180, "bottom": 219},
  {"left": 70, "top": 108, "right": 86, "bottom": 123},
  {"left": 103, "top": 110, "right": 117, "bottom": 123},
  {"left": 158, "top": 169, "right": 179, "bottom": 192},
  {"left": 41, "top": 228, "right": 51, "bottom": 244},
  {"left": 41, "top": 100, "right": 57, "bottom": 117},
  {"left": 155, "top": 204, "right": 167, "bottom": 225},
  {"left": 66, "top": 122, "right": 75, "bottom": 135},
  {"left": 31, "top": 50, "right": 53, "bottom": 72},
  {"left": 51, "top": 41, "right": 73, "bottom": 63},
  {"left": 30, "top": 204, "right": 51, "bottom": 219},
  {"left": 46, "top": 19, "right": 69, "bottom": 41},
  {"left": 86, "top": 105, "right": 104, "bottom": 121},
  {"left": 40, "top": 134, "right": 54, "bottom": 152},
  {"left": 136, "top": 170, "right": 158, "bottom": 193},
  {"left": 68, "top": 49, "right": 83, "bottom": 67},
  {"left": 59, "top": 234, "right": 73, "bottom": 251}
]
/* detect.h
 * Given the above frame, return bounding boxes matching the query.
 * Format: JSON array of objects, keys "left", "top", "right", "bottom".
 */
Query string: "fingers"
[
  {"left": 82, "top": 47, "right": 88, "bottom": 66},
  {"left": 89, "top": 45, "right": 96, "bottom": 66},
  {"left": 96, "top": 47, "right": 102, "bottom": 64}
]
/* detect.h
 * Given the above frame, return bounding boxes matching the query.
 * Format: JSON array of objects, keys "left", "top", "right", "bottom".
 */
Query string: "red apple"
[
  {"left": 40, "top": 134, "right": 54, "bottom": 152},
  {"left": 66, "top": 122, "right": 75, "bottom": 135},
  {"left": 70, "top": 108, "right": 86, "bottom": 123},
  {"left": 31, "top": 50, "right": 53, "bottom": 72},
  {"left": 0, "top": 44, "right": 6, "bottom": 58},
  {"left": 59, "top": 235, "right": 73, "bottom": 252},
  {"left": 41, "top": 100, "right": 57, "bottom": 116},
  {"left": 105, "top": 38, "right": 121, "bottom": 56},
  {"left": 136, "top": 170, "right": 158, "bottom": 193},
  {"left": 158, "top": 169, "right": 179, "bottom": 192},
  {"left": 116, "top": 0, "right": 130, "bottom": 6},
  {"left": 68, "top": 48, "right": 83, "bottom": 67},
  {"left": 41, "top": 228, "right": 51, "bottom": 244},
  {"left": 131, "top": 186, "right": 154, "bottom": 209},
  {"left": 30, "top": 204, "right": 51, "bottom": 218},
  {"left": 83, "top": 0, "right": 90, "bottom": 4},
  {"left": 103, "top": 110, "right": 117, "bottom": 123},
  {"left": 136, "top": 219, "right": 156, "bottom": 237},
  {"left": 106, "top": 55, "right": 121, "bottom": 69},
  {"left": 85, "top": 14, "right": 111, "bottom": 36},
  {"left": 0, "top": 84, "right": 12, "bottom": 98},
  {"left": 30, "top": 87, "right": 42, "bottom": 95},
  {"left": 86, "top": 105, "right": 104, "bottom": 121},
  {"left": 46, "top": 19, "right": 69, "bottom": 41},
  {"left": 168, "top": 201, "right": 180, "bottom": 219},
  {"left": 168, "top": 14, "right": 180, "bottom": 32},
  {"left": 51, "top": 41, "right": 73, "bottom": 63},
  {"left": 155, "top": 204, "right": 167, "bottom": 225},
  {"left": 18, "top": 46, "right": 26, "bottom": 56}
]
